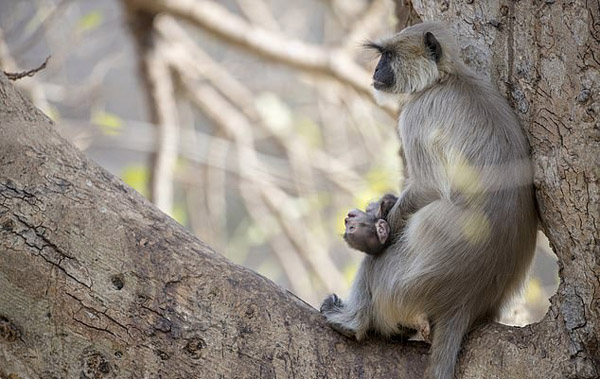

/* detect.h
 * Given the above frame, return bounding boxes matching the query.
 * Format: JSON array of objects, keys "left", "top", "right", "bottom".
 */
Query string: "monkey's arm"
[{"left": 386, "top": 182, "right": 439, "bottom": 231}]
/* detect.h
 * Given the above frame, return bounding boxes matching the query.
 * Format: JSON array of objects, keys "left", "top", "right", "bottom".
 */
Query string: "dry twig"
[
  {"left": 125, "top": 8, "right": 179, "bottom": 213},
  {"left": 3, "top": 56, "right": 50, "bottom": 81}
]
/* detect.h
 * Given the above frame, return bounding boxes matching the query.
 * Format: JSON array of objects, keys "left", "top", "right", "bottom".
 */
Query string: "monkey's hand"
[
  {"left": 320, "top": 294, "right": 357, "bottom": 338},
  {"left": 365, "top": 193, "right": 399, "bottom": 218}
]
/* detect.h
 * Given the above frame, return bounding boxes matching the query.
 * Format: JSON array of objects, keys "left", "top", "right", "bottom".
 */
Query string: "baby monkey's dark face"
[
  {"left": 344, "top": 209, "right": 389, "bottom": 255},
  {"left": 343, "top": 194, "right": 398, "bottom": 256}
]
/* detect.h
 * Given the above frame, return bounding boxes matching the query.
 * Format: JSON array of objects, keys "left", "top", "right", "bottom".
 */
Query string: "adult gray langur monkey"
[{"left": 320, "top": 22, "right": 538, "bottom": 379}]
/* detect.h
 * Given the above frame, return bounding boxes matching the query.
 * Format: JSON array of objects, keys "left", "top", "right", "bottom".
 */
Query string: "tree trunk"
[
  {"left": 409, "top": 0, "right": 599, "bottom": 377},
  {"left": 0, "top": 1, "right": 598, "bottom": 379}
]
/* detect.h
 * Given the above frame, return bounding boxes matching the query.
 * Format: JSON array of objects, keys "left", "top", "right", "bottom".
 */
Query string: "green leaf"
[
  {"left": 121, "top": 165, "right": 149, "bottom": 197},
  {"left": 365, "top": 167, "right": 397, "bottom": 194},
  {"left": 92, "top": 110, "right": 123, "bottom": 136},
  {"left": 172, "top": 203, "right": 188, "bottom": 226},
  {"left": 77, "top": 11, "right": 103, "bottom": 33},
  {"left": 525, "top": 277, "right": 543, "bottom": 303}
]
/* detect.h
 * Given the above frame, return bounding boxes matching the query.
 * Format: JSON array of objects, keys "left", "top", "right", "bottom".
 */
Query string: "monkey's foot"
[
  {"left": 320, "top": 294, "right": 357, "bottom": 339},
  {"left": 320, "top": 293, "right": 343, "bottom": 313},
  {"left": 327, "top": 321, "right": 357, "bottom": 339}
]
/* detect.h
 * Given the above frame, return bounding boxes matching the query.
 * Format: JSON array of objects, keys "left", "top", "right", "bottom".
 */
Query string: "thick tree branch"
[
  {"left": 0, "top": 71, "right": 428, "bottom": 378},
  {"left": 394, "top": 0, "right": 422, "bottom": 30}
]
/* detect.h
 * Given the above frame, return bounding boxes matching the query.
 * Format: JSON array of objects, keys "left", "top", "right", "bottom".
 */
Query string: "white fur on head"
[
  {"left": 372, "top": 87, "right": 402, "bottom": 107},
  {"left": 404, "top": 58, "right": 440, "bottom": 93}
]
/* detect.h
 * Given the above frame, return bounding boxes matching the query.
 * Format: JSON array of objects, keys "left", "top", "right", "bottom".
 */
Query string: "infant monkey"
[
  {"left": 342, "top": 193, "right": 431, "bottom": 342},
  {"left": 343, "top": 193, "right": 398, "bottom": 256}
]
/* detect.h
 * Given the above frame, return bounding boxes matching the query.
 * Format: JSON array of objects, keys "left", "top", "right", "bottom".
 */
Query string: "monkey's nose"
[{"left": 345, "top": 209, "right": 360, "bottom": 224}]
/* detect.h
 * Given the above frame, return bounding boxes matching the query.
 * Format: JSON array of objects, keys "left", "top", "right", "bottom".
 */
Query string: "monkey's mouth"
[{"left": 373, "top": 80, "right": 392, "bottom": 91}]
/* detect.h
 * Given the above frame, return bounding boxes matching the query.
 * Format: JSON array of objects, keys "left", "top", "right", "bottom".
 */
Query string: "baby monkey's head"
[{"left": 343, "top": 194, "right": 398, "bottom": 256}]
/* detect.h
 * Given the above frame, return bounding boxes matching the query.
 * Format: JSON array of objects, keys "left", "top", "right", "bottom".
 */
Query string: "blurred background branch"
[
  {"left": 126, "top": 0, "right": 379, "bottom": 101},
  {"left": 0, "top": 0, "right": 556, "bottom": 317}
]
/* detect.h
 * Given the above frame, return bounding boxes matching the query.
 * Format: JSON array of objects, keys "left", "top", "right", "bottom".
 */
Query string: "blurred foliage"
[
  {"left": 77, "top": 10, "right": 103, "bottom": 33},
  {"left": 525, "top": 278, "right": 543, "bottom": 304},
  {"left": 172, "top": 202, "right": 188, "bottom": 226},
  {"left": 92, "top": 110, "right": 123, "bottom": 136},
  {"left": 355, "top": 167, "right": 399, "bottom": 208},
  {"left": 121, "top": 165, "right": 149, "bottom": 197}
]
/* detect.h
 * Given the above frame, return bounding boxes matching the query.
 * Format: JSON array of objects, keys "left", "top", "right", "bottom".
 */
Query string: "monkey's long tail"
[{"left": 427, "top": 313, "right": 471, "bottom": 379}]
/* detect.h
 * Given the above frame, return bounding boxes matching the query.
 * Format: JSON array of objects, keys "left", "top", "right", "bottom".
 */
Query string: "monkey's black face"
[
  {"left": 373, "top": 52, "right": 395, "bottom": 91},
  {"left": 365, "top": 30, "right": 444, "bottom": 95}
]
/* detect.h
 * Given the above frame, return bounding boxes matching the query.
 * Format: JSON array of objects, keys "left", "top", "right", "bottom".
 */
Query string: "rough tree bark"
[
  {"left": 0, "top": 2, "right": 598, "bottom": 379},
  {"left": 410, "top": 1, "right": 599, "bottom": 377}
]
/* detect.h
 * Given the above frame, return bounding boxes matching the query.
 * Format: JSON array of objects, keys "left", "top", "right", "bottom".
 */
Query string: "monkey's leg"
[
  {"left": 402, "top": 200, "right": 485, "bottom": 378},
  {"left": 320, "top": 260, "right": 373, "bottom": 340},
  {"left": 425, "top": 313, "right": 470, "bottom": 379}
]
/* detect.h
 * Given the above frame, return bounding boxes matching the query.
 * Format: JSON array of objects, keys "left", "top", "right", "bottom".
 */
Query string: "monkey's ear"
[
  {"left": 424, "top": 32, "right": 442, "bottom": 63},
  {"left": 375, "top": 219, "right": 390, "bottom": 245}
]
